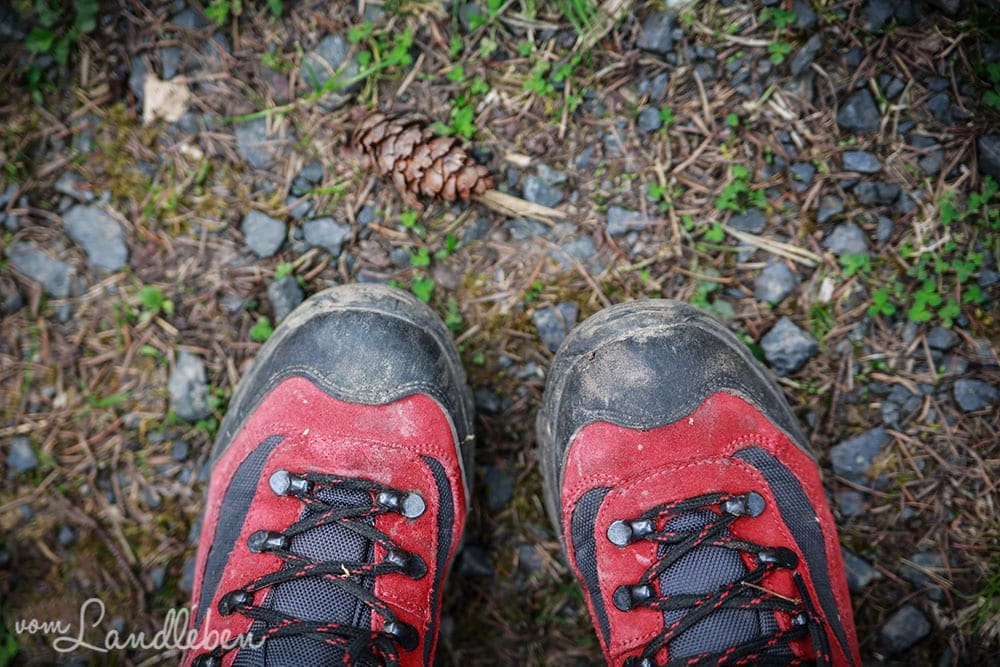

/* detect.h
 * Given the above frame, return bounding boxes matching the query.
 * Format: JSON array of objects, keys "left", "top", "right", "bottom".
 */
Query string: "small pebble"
[
  {"left": 729, "top": 208, "right": 767, "bottom": 233},
  {"left": 842, "top": 547, "right": 881, "bottom": 592},
  {"left": 829, "top": 427, "right": 891, "bottom": 482},
  {"left": 880, "top": 604, "right": 931, "bottom": 654},
  {"left": 953, "top": 379, "right": 998, "bottom": 412},
  {"left": 754, "top": 262, "right": 799, "bottom": 304},
  {"left": 241, "top": 211, "right": 286, "bottom": 258},
  {"left": 267, "top": 276, "right": 304, "bottom": 323},
  {"left": 761, "top": 317, "right": 818, "bottom": 376},
  {"left": 842, "top": 150, "right": 883, "bottom": 174},
  {"left": 533, "top": 302, "right": 578, "bottom": 352},
  {"left": 6, "top": 437, "right": 38, "bottom": 474},
  {"left": 823, "top": 222, "right": 869, "bottom": 255}
]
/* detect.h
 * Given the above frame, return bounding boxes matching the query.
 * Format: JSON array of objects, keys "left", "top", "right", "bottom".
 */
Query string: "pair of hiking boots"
[{"left": 183, "top": 284, "right": 861, "bottom": 666}]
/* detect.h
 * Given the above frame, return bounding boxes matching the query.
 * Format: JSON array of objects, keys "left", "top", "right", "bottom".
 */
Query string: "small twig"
[
  {"left": 473, "top": 190, "right": 566, "bottom": 222},
  {"left": 722, "top": 225, "right": 821, "bottom": 266}
]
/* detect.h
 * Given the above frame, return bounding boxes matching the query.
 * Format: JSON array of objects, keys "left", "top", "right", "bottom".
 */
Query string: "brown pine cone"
[{"left": 352, "top": 111, "right": 494, "bottom": 208}]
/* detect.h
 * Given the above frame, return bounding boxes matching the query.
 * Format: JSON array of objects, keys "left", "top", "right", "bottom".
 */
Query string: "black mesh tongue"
[
  {"left": 658, "top": 510, "right": 781, "bottom": 660},
  {"left": 234, "top": 486, "right": 375, "bottom": 666}
]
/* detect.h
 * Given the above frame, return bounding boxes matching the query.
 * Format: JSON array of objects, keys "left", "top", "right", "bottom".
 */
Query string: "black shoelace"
[
  {"left": 606, "top": 491, "right": 831, "bottom": 667},
  {"left": 193, "top": 471, "right": 428, "bottom": 667}
]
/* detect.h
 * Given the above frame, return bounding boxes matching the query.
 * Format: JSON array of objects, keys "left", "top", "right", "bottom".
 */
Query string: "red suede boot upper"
[
  {"left": 560, "top": 392, "right": 861, "bottom": 667},
  {"left": 184, "top": 376, "right": 466, "bottom": 666}
]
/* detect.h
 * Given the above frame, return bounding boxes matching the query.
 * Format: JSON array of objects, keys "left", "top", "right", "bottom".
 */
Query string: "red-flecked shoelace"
[
  {"left": 606, "top": 492, "right": 831, "bottom": 667},
  {"left": 193, "top": 472, "right": 428, "bottom": 667}
]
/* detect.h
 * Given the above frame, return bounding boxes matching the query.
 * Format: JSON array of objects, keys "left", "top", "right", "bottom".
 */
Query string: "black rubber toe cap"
[
  {"left": 538, "top": 300, "right": 811, "bottom": 525},
  {"left": 211, "top": 284, "right": 473, "bottom": 464}
]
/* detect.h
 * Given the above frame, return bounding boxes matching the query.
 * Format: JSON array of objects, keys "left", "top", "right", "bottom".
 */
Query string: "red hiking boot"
[
  {"left": 537, "top": 300, "right": 861, "bottom": 666},
  {"left": 184, "top": 284, "right": 474, "bottom": 666}
]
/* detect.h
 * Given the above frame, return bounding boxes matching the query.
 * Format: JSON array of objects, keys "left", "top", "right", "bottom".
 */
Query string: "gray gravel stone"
[
  {"left": 517, "top": 544, "right": 545, "bottom": 577},
  {"left": 793, "top": 0, "right": 818, "bottom": 30},
  {"left": 267, "top": 276, "right": 304, "bottom": 323},
  {"left": 606, "top": 206, "right": 648, "bottom": 235},
  {"left": 172, "top": 8, "right": 206, "bottom": 28},
  {"left": 823, "top": 222, "right": 869, "bottom": 255},
  {"left": 978, "top": 134, "right": 1000, "bottom": 181},
  {"left": 953, "top": 379, "right": 998, "bottom": 412},
  {"left": 837, "top": 89, "right": 881, "bottom": 134},
  {"left": 129, "top": 55, "right": 147, "bottom": 103},
  {"left": 483, "top": 465, "right": 515, "bottom": 512},
  {"left": 919, "top": 152, "right": 942, "bottom": 176},
  {"left": 522, "top": 175, "right": 564, "bottom": 207},
  {"left": 817, "top": 195, "right": 844, "bottom": 224},
  {"left": 638, "top": 72, "right": 669, "bottom": 102},
  {"left": 5, "top": 242, "right": 73, "bottom": 297},
  {"left": 637, "top": 107, "right": 663, "bottom": 132},
  {"left": 179, "top": 556, "right": 196, "bottom": 593},
  {"left": 63, "top": 205, "right": 128, "bottom": 271},
  {"left": 894, "top": 0, "right": 919, "bottom": 25},
  {"left": 533, "top": 302, "right": 578, "bottom": 352},
  {"left": 880, "top": 604, "right": 931, "bottom": 654},
  {"left": 927, "top": 92, "right": 951, "bottom": 122},
  {"left": 842, "top": 150, "right": 883, "bottom": 174},
  {"left": 473, "top": 386, "right": 501, "bottom": 414},
  {"left": 900, "top": 551, "right": 946, "bottom": 602},
  {"left": 729, "top": 208, "right": 767, "bottom": 233},
  {"left": 149, "top": 566, "right": 167, "bottom": 590},
  {"left": 871, "top": 182, "right": 901, "bottom": 204},
  {"left": 169, "top": 350, "right": 212, "bottom": 422},
  {"left": 536, "top": 164, "right": 567, "bottom": 186},
  {"left": 875, "top": 216, "right": 894, "bottom": 243},
  {"left": 57, "top": 525, "right": 76, "bottom": 546},
  {"left": 788, "top": 163, "right": 815, "bottom": 192},
  {"left": 880, "top": 75, "right": 905, "bottom": 101},
  {"left": 171, "top": 440, "right": 190, "bottom": 462},
  {"left": 830, "top": 427, "right": 891, "bottom": 482},
  {"left": 457, "top": 545, "right": 494, "bottom": 578},
  {"left": 637, "top": 12, "right": 673, "bottom": 55},
  {"left": 302, "top": 217, "right": 351, "bottom": 256},
  {"left": 926, "top": 326, "right": 958, "bottom": 350},
  {"left": 241, "top": 211, "right": 286, "bottom": 258},
  {"left": 836, "top": 489, "right": 866, "bottom": 517},
  {"left": 554, "top": 237, "right": 598, "bottom": 269},
  {"left": 883, "top": 384, "right": 921, "bottom": 427},
  {"left": 234, "top": 118, "right": 274, "bottom": 170},
  {"left": 754, "top": 262, "right": 798, "bottom": 304},
  {"left": 790, "top": 34, "right": 822, "bottom": 77},
  {"left": 761, "top": 317, "right": 818, "bottom": 376},
  {"left": 300, "top": 34, "right": 360, "bottom": 111},
  {"left": 842, "top": 547, "right": 881, "bottom": 592},
  {"left": 160, "top": 46, "right": 181, "bottom": 80},
  {"left": 6, "top": 437, "right": 38, "bottom": 474},
  {"left": 54, "top": 173, "right": 94, "bottom": 201},
  {"left": 865, "top": 0, "right": 895, "bottom": 30}
]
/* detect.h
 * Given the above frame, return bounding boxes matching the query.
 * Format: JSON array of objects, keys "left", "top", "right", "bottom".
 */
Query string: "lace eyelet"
[
  {"left": 722, "top": 491, "right": 766, "bottom": 517},
  {"left": 382, "top": 620, "right": 418, "bottom": 650},
  {"left": 247, "top": 529, "right": 290, "bottom": 553},
  {"left": 385, "top": 549, "right": 427, "bottom": 579},
  {"left": 607, "top": 518, "right": 655, "bottom": 546},
  {"left": 623, "top": 657, "right": 655, "bottom": 667},
  {"left": 218, "top": 590, "right": 252, "bottom": 616},
  {"left": 613, "top": 583, "right": 654, "bottom": 612},
  {"left": 269, "top": 470, "right": 312, "bottom": 496},
  {"left": 757, "top": 547, "right": 799, "bottom": 569},
  {"left": 192, "top": 653, "right": 222, "bottom": 667},
  {"left": 377, "top": 490, "right": 426, "bottom": 518}
]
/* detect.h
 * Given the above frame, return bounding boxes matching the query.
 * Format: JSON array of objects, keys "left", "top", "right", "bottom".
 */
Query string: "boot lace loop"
[
  {"left": 609, "top": 491, "right": 830, "bottom": 667},
  {"left": 193, "top": 471, "right": 426, "bottom": 667}
]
